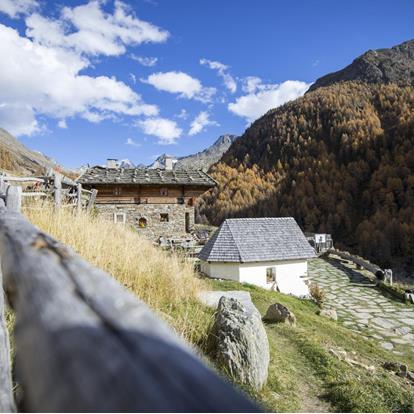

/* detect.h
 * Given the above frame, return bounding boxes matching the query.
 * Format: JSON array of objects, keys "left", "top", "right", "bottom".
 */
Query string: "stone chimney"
[
  {"left": 164, "top": 156, "right": 174, "bottom": 170},
  {"left": 106, "top": 158, "right": 118, "bottom": 169}
]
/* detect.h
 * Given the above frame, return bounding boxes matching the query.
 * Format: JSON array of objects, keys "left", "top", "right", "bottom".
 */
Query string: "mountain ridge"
[
  {"left": 148, "top": 134, "right": 238, "bottom": 171},
  {"left": 308, "top": 39, "right": 414, "bottom": 92}
]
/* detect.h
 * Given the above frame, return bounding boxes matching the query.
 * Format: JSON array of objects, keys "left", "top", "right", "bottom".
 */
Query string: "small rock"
[
  {"left": 207, "top": 297, "right": 270, "bottom": 390},
  {"left": 381, "top": 342, "right": 394, "bottom": 351},
  {"left": 318, "top": 307, "right": 338, "bottom": 321},
  {"left": 407, "top": 371, "right": 414, "bottom": 384},
  {"left": 262, "top": 303, "right": 296, "bottom": 326},
  {"left": 395, "top": 326, "right": 411, "bottom": 335}
]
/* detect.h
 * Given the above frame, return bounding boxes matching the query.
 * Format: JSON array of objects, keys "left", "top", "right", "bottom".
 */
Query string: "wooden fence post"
[
  {"left": 54, "top": 173, "right": 62, "bottom": 209},
  {"left": 0, "top": 207, "right": 258, "bottom": 412},
  {"left": 0, "top": 199, "right": 15, "bottom": 412},
  {"left": 86, "top": 189, "right": 97, "bottom": 212},
  {"left": 76, "top": 183, "right": 82, "bottom": 214},
  {"left": 6, "top": 186, "right": 22, "bottom": 213}
]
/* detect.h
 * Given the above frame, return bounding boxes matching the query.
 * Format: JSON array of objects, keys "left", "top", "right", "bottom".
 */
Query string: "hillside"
[
  {"left": 148, "top": 134, "right": 238, "bottom": 171},
  {"left": 0, "top": 128, "right": 54, "bottom": 175},
  {"left": 24, "top": 202, "right": 414, "bottom": 412},
  {"left": 308, "top": 39, "right": 414, "bottom": 92},
  {"left": 198, "top": 82, "right": 414, "bottom": 272}
]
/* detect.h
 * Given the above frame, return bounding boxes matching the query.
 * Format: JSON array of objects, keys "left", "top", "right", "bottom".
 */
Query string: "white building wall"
[
  {"left": 200, "top": 261, "right": 240, "bottom": 281},
  {"left": 239, "top": 259, "right": 308, "bottom": 290},
  {"left": 200, "top": 258, "right": 309, "bottom": 293}
]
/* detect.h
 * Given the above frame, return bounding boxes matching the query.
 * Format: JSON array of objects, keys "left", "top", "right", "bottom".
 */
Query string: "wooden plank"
[
  {"left": 6, "top": 185, "right": 22, "bottom": 213},
  {"left": 61, "top": 176, "right": 77, "bottom": 187},
  {"left": 0, "top": 203, "right": 15, "bottom": 412},
  {"left": 21, "top": 192, "right": 48, "bottom": 197},
  {"left": 0, "top": 208, "right": 258, "bottom": 412},
  {"left": 54, "top": 173, "right": 62, "bottom": 209},
  {"left": 77, "top": 183, "right": 82, "bottom": 214},
  {"left": 2, "top": 177, "right": 45, "bottom": 183},
  {"left": 86, "top": 189, "right": 97, "bottom": 212}
]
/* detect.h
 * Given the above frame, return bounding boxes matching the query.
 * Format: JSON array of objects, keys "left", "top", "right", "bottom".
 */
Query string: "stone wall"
[{"left": 95, "top": 203, "right": 195, "bottom": 240}]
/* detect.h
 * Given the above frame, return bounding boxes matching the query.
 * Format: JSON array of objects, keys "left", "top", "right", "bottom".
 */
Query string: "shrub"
[{"left": 309, "top": 283, "right": 326, "bottom": 307}]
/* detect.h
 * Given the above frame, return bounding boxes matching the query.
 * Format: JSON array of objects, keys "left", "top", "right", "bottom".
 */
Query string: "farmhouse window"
[
  {"left": 114, "top": 212, "right": 126, "bottom": 224},
  {"left": 113, "top": 187, "right": 121, "bottom": 196},
  {"left": 160, "top": 187, "right": 168, "bottom": 196},
  {"left": 266, "top": 267, "right": 276, "bottom": 284},
  {"left": 138, "top": 217, "right": 147, "bottom": 228},
  {"left": 160, "top": 213, "right": 169, "bottom": 222}
]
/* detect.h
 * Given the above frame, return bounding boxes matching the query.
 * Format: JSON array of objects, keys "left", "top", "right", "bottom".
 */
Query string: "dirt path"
[{"left": 264, "top": 325, "right": 333, "bottom": 412}]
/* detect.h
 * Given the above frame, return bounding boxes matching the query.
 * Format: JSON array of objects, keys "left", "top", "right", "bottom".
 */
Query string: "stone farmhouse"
[
  {"left": 78, "top": 160, "right": 216, "bottom": 240},
  {"left": 198, "top": 217, "right": 316, "bottom": 297}
]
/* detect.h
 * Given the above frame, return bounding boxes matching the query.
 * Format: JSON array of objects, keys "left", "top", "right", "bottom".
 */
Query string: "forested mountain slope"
[{"left": 198, "top": 82, "right": 414, "bottom": 270}]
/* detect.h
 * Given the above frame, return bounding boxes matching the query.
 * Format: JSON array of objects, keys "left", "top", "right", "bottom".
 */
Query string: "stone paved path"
[{"left": 309, "top": 257, "right": 414, "bottom": 355}]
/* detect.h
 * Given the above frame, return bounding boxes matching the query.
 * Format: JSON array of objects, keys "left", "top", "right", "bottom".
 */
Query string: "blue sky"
[{"left": 0, "top": 0, "right": 413, "bottom": 168}]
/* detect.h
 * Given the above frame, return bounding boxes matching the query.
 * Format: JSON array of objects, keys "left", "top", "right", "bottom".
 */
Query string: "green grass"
[{"left": 205, "top": 279, "right": 414, "bottom": 413}]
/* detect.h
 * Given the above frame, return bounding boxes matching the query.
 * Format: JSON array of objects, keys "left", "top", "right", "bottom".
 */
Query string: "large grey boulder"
[
  {"left": 207, "top": 297, "right": 269, "bottom": 390},
  {"left": 198, "top": 290, "right": 261, "bottom": 319},
  {"left": 262, "top": 303, "right": 296, "bottom": 326}
]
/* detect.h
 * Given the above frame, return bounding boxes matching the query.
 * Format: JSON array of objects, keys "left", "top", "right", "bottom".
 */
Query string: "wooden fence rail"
[
  {"left": 0, "top": 171, "right": 97, "bottom": 213},
  {"left": 0, "top": 186, "right": 258, "bottom": 411}
]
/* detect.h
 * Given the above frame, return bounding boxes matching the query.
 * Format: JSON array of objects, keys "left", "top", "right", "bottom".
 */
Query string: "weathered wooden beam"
[
  {"left": 2, "top": 177, "right": 45, "bottom": 183},
  {"left": 0, "top": 208, "right": 258, "bottom": 412},
  {"left": 86, "top": 189, "right": 97, "bottom": 212},
  {"left": 0, "top": 201, "right": 15, "bottom": 412},
  {"left": 5, "top": 186, "right": 22, "bottom": 213},
  {"left": 54, "top": 173, "right": 62, "bottom": 209},
  {"left": 76, "top": 183, "right": 82, "bottom": 214},
  {"left": 21, "top": 192, "right": 48, "bottom": 197}
]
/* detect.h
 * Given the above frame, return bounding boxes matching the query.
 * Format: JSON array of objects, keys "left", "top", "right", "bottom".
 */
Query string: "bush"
[{"left": 309, "top": 283, "right": 326, "bottom": 307}]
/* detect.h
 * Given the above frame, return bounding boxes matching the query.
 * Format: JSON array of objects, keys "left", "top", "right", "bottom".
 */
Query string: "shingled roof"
[
  {"left": 78, "top": 166, "right": 216, "bottom": 186},
  {"left": 199, "top": 217, "right": 316, "bottom": 263}
]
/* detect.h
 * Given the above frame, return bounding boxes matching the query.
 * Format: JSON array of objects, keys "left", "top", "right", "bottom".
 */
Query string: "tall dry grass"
[{"left": 23, "top": 202, "right": 212, "bottom": 344}]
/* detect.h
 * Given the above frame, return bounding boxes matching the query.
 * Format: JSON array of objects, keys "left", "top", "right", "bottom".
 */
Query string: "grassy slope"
[
  {"left": 23, "top": 204, "right": 414, "bottom": 412},
  {"left": 207, "top": 279, "right": 414, "bottom": 413},
  {"left": 23, "top": 203, "right": 213, "bottom": 344}
]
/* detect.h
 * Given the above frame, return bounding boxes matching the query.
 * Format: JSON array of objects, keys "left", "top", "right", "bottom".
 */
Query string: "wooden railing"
[
  {"left": 0, "top": 171, "right": 97, "bottom": 213},
  {"left": 0, "top": 181, "right": 258, "bottom": 412}
]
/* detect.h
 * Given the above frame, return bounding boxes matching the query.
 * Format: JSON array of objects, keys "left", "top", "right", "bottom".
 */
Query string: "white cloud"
[
  {"left": 130, "top": 54, "right": 158, "bottom": 67},
  {"left": 25, "top": 0, "right": 169, "bottom": 57},
  {"left": 176, "top": 109, "right": 188, "bottom": 119},
  {"left": 0, "top": 103, "right": 40, "bottom": 136},
  {"left": 188, "top": 111, "right": 219, "bottom": 136},
  {"left": 0, "top": 23, "right": 158, "bottom": 136},
  {"left": 229, "top": 79, "right": 310, "bottom": 123},
  {"left": 58, "top": 119, "right": 67, "bottom": 129},
  {"left": 0, "top": 0, "right": 38, "bottom": 18},
  {"left": 126, "top": 137, "right": 141, "bottom": 147},
  {"left": 200, "top": 58, "right": 237, "bottom": 93},
  {"left": 129, "top": 73, "right": 137, "bottom": 84},
  {"left": 142, "top": 71, "right": 216, "bottom": 103},
  {"left": 241, "top": 76, "right": 263, "bottom": 94},
  {"left": 137, "top": 117, "right": 182, "bottom": 144}
]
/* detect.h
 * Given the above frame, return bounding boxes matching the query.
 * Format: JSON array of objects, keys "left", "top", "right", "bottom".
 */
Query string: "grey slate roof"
[
  {"left": 78, "top": 166, "right": 216, "bottom": 186},
  {"left": 199, "top": 217, "right": 316, "bottom": 263}
]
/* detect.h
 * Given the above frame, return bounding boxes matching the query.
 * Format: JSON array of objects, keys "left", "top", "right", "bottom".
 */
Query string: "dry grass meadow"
[{"left": 23, "top": 202, "right": 212, "bottom": 345}]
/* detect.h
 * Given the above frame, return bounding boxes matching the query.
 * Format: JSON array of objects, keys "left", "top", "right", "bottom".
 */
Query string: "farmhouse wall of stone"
[{"left": 95, "top": 203, "right": 195, "bottom": 240}]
